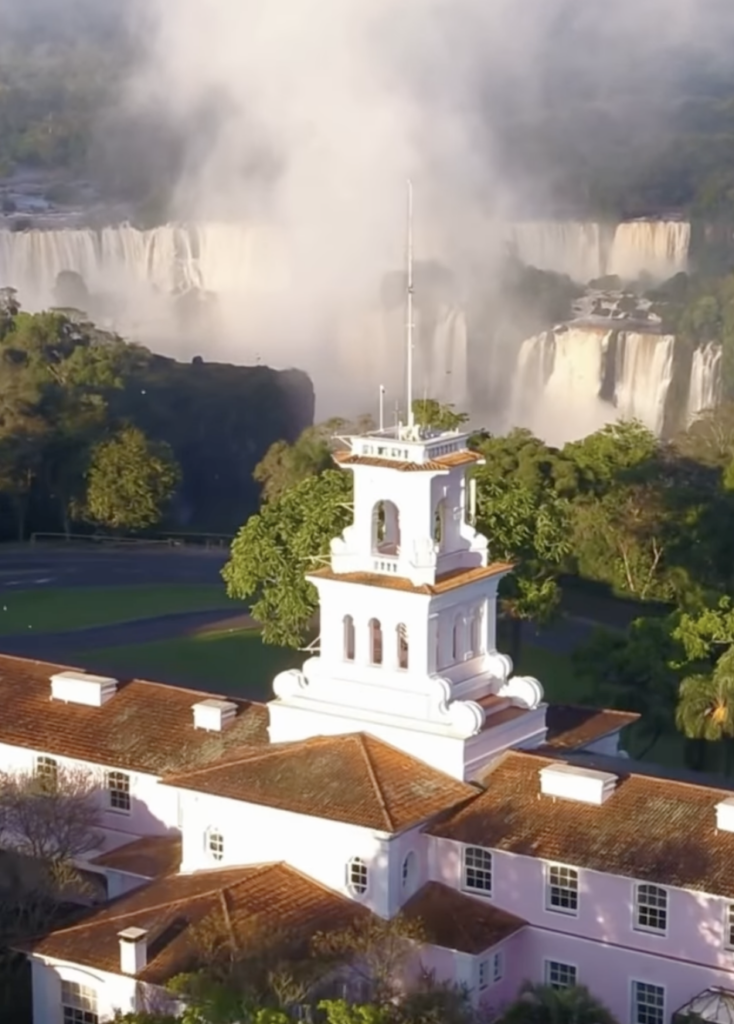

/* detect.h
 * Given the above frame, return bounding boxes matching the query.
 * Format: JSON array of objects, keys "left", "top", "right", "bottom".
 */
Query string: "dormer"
[
  {"left": 329, "top": 424, "right": 487, "bottom": 586},
  {"left": 539, "top": 763, "right": 618, "bottom": 805},
  {"left": 50, "top": 671, "right": 118, "bottom": 707}
]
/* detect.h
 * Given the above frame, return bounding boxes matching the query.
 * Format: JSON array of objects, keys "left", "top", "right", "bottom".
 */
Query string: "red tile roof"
[
  {"left": 542, "top": 705, "right": 640, "bottom": 751},
  {"left": 22, "top": 863, "right": 369, "bottom": 984},
  {"left": 429, "top": 750, "right": 734, "bottom": 897},
  {"left": 402, "top": 882, "right": 526, "bottom": 953},
  {"left": 0, "top": 654, "right": 268, "bottom": 775},
  {"left": 307, "top": 562, "right": 513, "bottom": 595},
  {"left": 164, "top": 733, "right": 478, "bottom": 833},
  {"left": 91, "top": 835, "right": 182, "bottom": 879}
]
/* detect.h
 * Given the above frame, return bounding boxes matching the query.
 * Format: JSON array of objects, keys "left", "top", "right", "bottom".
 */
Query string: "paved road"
[{"left": 0, "top": 546, "right": 228, "bottom": 590}]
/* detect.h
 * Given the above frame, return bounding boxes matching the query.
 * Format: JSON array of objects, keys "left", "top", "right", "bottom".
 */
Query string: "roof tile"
[
  {"left": 403, "top": 881, "right": 526, "bottom": 953},
  {"left": 0, "top": 655, "right": 268, "bottom": 776},
  {"left": 22, "top": 863, "right": 368, "bottom": 984},
  {"left": 429, "top": 750, "right": 734, "bottom": 897},
  {"left": 164, "top": 733, "right": 478, "bottom": 833},
  {"left": 90, "top": 835, "right": 182, "bottom": 879}
]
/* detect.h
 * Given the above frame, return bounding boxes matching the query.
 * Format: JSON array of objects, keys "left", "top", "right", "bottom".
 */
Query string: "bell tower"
[
  {"left": 268, "top": 183, "right": 547, "bottom": 780},
  {"left": 268, "top": 424, "right": 548, "bottom": 781}
]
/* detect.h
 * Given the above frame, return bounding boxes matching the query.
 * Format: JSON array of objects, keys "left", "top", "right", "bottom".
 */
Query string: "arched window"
[
  {"left": 206, "top": 828, "right": 224, "bottom": 862},
  {"left": 347, "top": 856, "right": 368, "bottom": 895},
  {"left": 397, "top": 623, "right": 409, "bottom": 670},
  {"left": 343, "top": 615, "right": 355, "bottom": 661},
  {"left": 371, "top": 500, "right": 401, "bottom": 555},
  {"left": 470, "top": 607, "right": 482, "bottom": 656},
  {"left": 402, "top": 851, "right": 417, "bottom": 894},
  {"left": 433, "top": 500, "right": 445, "bottom": 546},
  {"left": 369, "top": 618, "right": 383, "bottom": 665},
  {"left": 452, "top": 615, "right": 464, "bottom": 662}
]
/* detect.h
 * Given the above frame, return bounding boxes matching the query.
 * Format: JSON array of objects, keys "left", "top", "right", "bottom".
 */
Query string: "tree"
[
  {"left": 411, "top": 400, "right": 469, "bottom": 432},
  {"left": 254, "top": 424, "right": 336, "bottom": 504},
  {"left": 312, "top": 913, "right": 425, "bottom": 1005},
  {"left": 0, "top": 766, "right": 104, "bottom": 942},
  {"left": 676, "top": 645, "right": 734, "bottom": 770},
  {"left": 501, "top": 983, "right": 618, "bottom": 1024},
  {"left": 223, "top": 470, "right": 353, "bottom": 647},
  {"left": 572, "top": 618, "right": 681, "bottom": 757},
  {"left": 0, "top": 766, "right": 103, "bottom": 863},
  {"left": 473, "top": 472, "right": 572, "bottom": 662},
  {"left": 81, "top": 425, "right": 180, "bottom": 531}
]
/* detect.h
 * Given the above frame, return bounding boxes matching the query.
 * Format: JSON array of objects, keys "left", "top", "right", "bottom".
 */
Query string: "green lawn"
[
  {"left": 74, "top": 627, "right": 301, "bottom": 698},
  {"left": 74, "top": 630, "right": 584, "bottom": 705},
  {"left": 0, "top": 585, "right": 236, "bottom": 634}
]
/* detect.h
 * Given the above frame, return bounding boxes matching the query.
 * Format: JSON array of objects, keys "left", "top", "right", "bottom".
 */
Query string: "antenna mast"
[{"left": 406, "top": 179, "right": 415, "bottom": 430}]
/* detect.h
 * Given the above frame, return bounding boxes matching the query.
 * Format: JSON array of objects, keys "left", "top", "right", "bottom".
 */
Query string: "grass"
[
  {"left": 0, "top": 585, "right": 236, "bottom": 634},
  {"left": 74, "top": 629, "right": 584, "bottom": 706},
  {"left": 73, "top": 627, "right": 301, "bottom": 698}
]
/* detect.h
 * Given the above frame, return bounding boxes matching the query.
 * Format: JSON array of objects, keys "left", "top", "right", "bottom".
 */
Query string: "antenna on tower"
[{"left": 406, "top": 179, "right": 415, "bottom": 432}]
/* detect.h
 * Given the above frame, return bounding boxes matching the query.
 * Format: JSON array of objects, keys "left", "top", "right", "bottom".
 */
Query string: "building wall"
[
  {"left": 175, "top": 788, "right": 396, "bottom": 917},
  {"left": 31, "top": 957, "right": 139, "bottom": 1023},
  {"left": 0, "top": 741, "right": 180, "bottom": 851},
  {"left": 431, "top": 836, "right": 734, "bottom": 1011}
]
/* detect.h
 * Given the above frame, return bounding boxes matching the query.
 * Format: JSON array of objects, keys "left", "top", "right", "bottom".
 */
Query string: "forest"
[
  {"left": 0, "top": 290, "right": 313, "bottom": 540},
  {"left": 223, "top": 398, "right": 734, "bottom": 775}
]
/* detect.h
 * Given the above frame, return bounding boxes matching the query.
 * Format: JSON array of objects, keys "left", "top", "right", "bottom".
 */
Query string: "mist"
[{"left": 3, "top": 0, "right": 734, "bottom": 427}]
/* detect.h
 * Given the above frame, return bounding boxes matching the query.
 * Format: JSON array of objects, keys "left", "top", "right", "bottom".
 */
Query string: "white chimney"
[
  {"left": 192, "top": 699, "right": 238, "bottom": 731},
  {"left": 540, "top": 764, "right": 618, "bottom": 806},
  {"left": 716, "top": 798, "right": 734, "bottom": 832},
  {"left": 118, "top": 927, "right": 148, "bottom": 975},
  {"left": 50, "top": 671, "right": 118, "bottom": 707}
]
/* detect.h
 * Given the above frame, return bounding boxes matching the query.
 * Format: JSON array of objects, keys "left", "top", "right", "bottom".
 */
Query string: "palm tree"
[
  {"left": 676, "top": 646, "right": 734, "bottom": 771},
  {"left": 501, "top": 982, "right": 618, "bottom": 1024}
]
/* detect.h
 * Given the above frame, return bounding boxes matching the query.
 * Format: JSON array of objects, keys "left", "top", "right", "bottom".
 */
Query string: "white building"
[{"left": 18, "top": 420, "right": 734, "bottom": 1024}]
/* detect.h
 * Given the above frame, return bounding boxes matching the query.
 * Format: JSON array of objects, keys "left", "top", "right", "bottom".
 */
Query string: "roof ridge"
[
  {"left": 356, "top": 735, "right": 396, "bottom": 832},
  {"left": 40, "top": 889, "right": 219, "bottom": 937}
]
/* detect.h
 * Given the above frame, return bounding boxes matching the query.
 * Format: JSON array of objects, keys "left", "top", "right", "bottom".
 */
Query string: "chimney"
[
  {"left": 118, "top": 927, "right": 148, "bottom": 975},
  {"left": 539, "top": 763, "right": 618, "bottom": 806},
  {"left": 716, "top": 797, "right": 734, "bottom": 832},
  {"left": 192, "top": 699, "right": 238, "bottom": 731},
  {"left": 50, "top": 671, "right": 118, "bottom": 707}
]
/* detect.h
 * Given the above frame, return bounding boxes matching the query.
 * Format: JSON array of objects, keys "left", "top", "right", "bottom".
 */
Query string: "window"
[
  {"left": 434, "top": 500, "right": 445, "bottom": 545},
  {"left": 492, "top": 950, "right": 503, "bottom": 983},
  {"left": 635, "top": 884, "right": 667, "bottom": 933},
  {"left": 545, "top": 960, "right": 577, "bottom": 990},
  {"left": 452, "top": 615, "right": 463, "bottom": 662},
  {"left": 35, "top": 755, "right": 58, "bottom": 791},
  {"left": 402, "top": 851, "right": 416, "bottom": 892},
  {"left": 397, "top": 624, "right": 409, "bottom": 670},
  {"left": 343, "top": 615, "right": 355, "bottom": 661},
  {"left": 632, "top": 982, "right": 665, "bottom": 1024},
  {"left": 105, "top": 770, "right": 131, "bottom": 813},
  {"left": 61, "top": 980, "right": 99, "bottom": 1024},
  {"left": 547, "top": 864, "right": 579, "bottom": 914},
  {"left": 463, "top": 846, "right": 492, "bottom": 894},
  {"left": 727, "top": 904, "right": 734, "bottom": 948},
  {"left": 347, "top": 857, "right": 368, "bottom": 895},
  {"left": 478, "top": 959, "right": 489, "bottom": 990},
  {"left": 470, "top": 608, "right": 482, "bottom": 656},
  {"left": 369, "top": 619, "right": 383, "bottom": 666},
  {"left": 207, "top": 828, "right": 224, "bottom": 862}
]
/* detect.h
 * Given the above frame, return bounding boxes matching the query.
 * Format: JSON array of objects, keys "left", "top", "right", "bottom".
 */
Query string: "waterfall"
[
  {"left": 510, "top": 326, "right": 678, "bottom": 443},
  {"left": 614, "top": 332, "right": 675, "bottom": 435},
  {"left": 504, "top": 222, "right": 607, "bottom": 282},
  {"left": 607, "top": 221, "right": 690, "bottom": 281},
  {"left": 688, "top": 342, "right": 723, "bottom": 422},
  {"left": 0, "top": 222, "right": 285, "bottom": 309}
]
